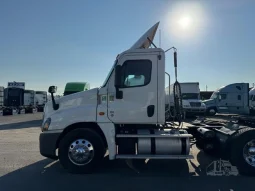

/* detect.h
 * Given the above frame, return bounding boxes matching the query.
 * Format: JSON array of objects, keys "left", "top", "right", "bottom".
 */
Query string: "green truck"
[{"left": 63, "top": 82, "right": 90, "bottom": 96}]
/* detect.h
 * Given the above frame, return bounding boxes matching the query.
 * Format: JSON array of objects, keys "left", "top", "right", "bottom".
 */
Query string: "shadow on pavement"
[
  {"left": 0, "top": 120, "right": 42, "bottom": 130},
  {"left": 0, "top": 156, "right": 253, "bottom": 191}
]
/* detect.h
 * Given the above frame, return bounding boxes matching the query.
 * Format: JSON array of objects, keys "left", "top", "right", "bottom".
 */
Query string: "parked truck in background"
[
  {"left": 63, "top": 82, "right": 90, "bottom": 96},
  {"left": 0, "top": 86, "right": 4, "bottom": 116},
  {"left": 165, "top": 82, "right": 206, "bottom": 118},
  {"left": 203, "top": 83, "right": 251, "bottom": 116},
  {"left": 24, "top": 90, "right": 37, "bottom": 113},
  {"left": 39, "top": 22, "right": 255, "bottom": 176},
  {"left": 3, "top": 82, "right": 26, "bottom": 115},
  {"left": 249, "top": 87, "right": 255, "bottom": 114},
  {"left": 35, "top": 91, "right": 47, "bottom": 112}
]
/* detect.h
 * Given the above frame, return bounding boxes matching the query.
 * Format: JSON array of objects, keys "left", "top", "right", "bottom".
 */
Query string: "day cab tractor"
[{"left": 40, "top": 22, "right": 255, "bottom": 176}]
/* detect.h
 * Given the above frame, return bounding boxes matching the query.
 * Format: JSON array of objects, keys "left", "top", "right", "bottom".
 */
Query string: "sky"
[{"left": 1, "top": 0, "right": 255, "bottom": 94}]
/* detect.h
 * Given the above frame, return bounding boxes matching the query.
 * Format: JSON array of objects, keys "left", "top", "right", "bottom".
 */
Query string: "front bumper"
[
  {"left": 184, "top": 108, "right": 206, "bottom": 115},
  {"left": 39, "top": 131, "right": 61, "bottom": 160}
]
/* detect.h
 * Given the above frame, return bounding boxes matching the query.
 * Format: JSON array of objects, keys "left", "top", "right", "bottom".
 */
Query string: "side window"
[
  {"left": 219, "top": 94, "right": 227, "bottom": 100},
  {"left": 121, "top": 60, "right": 152, "bottom": 88},
  {"left": 236, "top": 86, "right": 241, "bottom": 90},
  {"left": 238, "top": 95, "right": 241, "bottom": 100}
]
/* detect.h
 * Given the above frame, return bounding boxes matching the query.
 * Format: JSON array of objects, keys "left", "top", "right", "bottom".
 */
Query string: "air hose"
[{"left": 166, "top": 50, "right": 183, "bottom": 126}]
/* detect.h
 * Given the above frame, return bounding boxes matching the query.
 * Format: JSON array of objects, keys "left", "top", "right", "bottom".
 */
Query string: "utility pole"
[{"left": 206, "top": 85, "right": 208, "bottom": 91}]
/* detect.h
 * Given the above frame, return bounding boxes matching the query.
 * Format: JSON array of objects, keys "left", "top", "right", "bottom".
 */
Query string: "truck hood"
[
  {"left": 202, "top": 99, "right": 215, "bottom": 106},
  {"left": 44, "top": 88, "right": 98, "bottom": 118}
]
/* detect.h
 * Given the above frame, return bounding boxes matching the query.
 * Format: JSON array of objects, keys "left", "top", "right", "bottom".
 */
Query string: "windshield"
[
  {"left": 101, "top": 59, "right": 118, "bottom": 87},
  {"left": 182, "top": 93, "right": 199, "bottom": 100},
  {"left": 8, "top": 89, "right": 21, "bottom": 96},
  {"left": 210, "top": 92, "right": 218, "bottom": 99}
]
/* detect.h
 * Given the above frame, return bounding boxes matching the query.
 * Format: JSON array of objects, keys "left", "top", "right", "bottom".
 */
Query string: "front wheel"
[
  {"left": 58, "top": 128, "right": 105, "bottom": 174},
  {"left": 206, "top": 107, "right": 217, "bottom": 116},
  {"left": 230, "top": 128, "right": 255, "bottom": 176}
]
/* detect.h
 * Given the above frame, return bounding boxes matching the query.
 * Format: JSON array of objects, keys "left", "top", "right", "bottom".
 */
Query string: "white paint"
[
  {"left": 98, "top": 123, "right": 116, "bottom": 160},
  {"left": 24, "top": 90, "right": 36, "bottom": 106},
  {"left": 249, "top": 87, "right": 255, "bottom": 109},
  {"left": 35, "top": 92, "right": 47, "bottom": 106},
  {"left": 107, "top": 49, "right": 164, "bottom": 124},
  {"left": 44, "top": 88, "right": 98, "bottom": 131}
]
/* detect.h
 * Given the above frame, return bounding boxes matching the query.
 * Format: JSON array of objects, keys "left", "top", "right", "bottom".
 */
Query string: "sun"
[{"left": 178, "top": 16, "right": 192, "bottom": 29}]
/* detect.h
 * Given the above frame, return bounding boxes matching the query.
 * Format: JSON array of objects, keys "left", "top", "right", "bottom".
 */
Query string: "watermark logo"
[{"left": 206, "top": 159, "right": 239, "bottom": 176}]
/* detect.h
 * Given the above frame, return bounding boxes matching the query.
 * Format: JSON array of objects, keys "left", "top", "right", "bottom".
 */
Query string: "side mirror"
[
  {"left": 114, "top": 65, "right": 122, "bottom": 88},
  {"left": 48, "top": 86, "right": 59, "bottom": 110},
  {"left": 48, "top": 86, "right": 57, "bottom": 94}
]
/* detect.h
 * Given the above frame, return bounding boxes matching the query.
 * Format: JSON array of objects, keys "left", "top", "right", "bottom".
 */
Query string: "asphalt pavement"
[{"left": 0, "top": 113, "right": 253, "bottom": 191}]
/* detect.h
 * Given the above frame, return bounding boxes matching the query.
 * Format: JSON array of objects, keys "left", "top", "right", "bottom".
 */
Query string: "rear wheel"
[
  {"left": 230, "top": 128, "right": 255, "bottom": 176},
  {"left": 59, "top": 128, "right": 105, "bottom": 174}
]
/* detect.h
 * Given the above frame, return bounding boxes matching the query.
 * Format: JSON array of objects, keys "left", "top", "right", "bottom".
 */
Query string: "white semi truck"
[
  {"left": 165, "top": 82, "right": 206, "bottom": 118},
  {"left": 24, "top": 90, "right": 37, "bottom": 113},
  {"left": 249, "top": 87, "right": 255, "bottom": 112},
  {"left": 0, "top": 86, "right": 4, "bottom": 116},
  {"left": 35, "top": 91, "right": 47, "bottom": 112},
  {"left": 40, "top": 22, "right": 255, "bottom": 176}
]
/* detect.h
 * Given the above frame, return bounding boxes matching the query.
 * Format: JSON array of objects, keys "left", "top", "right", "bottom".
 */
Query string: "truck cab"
[
  {"left": 39, "top": 22, "right": 255, "bottom": 176},
  {"left": 165, "top": 82, "right": 206, "bottom": 117},
  {"left": 249, "top": 87, "right": 255, "bottom": 113},
  {"left": 203, "top": 83, "right": 250, "bottom": 115}
]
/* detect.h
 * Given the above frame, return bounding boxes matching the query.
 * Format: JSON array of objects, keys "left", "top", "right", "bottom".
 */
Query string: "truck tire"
[
  {"left": 230, "top": 128, "right": 255, "bottom": 176},
  {"left": 206, "top": 107, "right": 217, "bottom": 116},
  {"left": 58, "top": 128, "right": 105, "bottom": 174}
]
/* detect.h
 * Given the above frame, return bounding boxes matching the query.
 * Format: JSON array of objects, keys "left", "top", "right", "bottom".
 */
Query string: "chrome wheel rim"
[
  {"left": 243, "top": 139, "right": 255, "bottom": 167},
  {"left": 209, "top": 109, "right": 216, "bottom": 114},
  {"left": 68, "top": 139, "right": 94, "bottom": 166}
]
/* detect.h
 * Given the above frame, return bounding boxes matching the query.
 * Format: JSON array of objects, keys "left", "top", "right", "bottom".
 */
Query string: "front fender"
[{"left": 48, "top": 105, "right": 97, "bottom": 131}]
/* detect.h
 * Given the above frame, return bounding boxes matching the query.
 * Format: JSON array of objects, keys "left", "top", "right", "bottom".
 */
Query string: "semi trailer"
[
  {"left": 40, "top": 22, "right": 255, "bottom": 176},
  {"left": 24, "top": 90, "right": 37, "bottom": 113},
  {"left": 35, "top": 91, "right": 47, "bottom": 112}
]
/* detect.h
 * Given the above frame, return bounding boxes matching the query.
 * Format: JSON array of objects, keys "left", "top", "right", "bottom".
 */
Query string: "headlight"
[{"left": 41, "top": 118, "right": 51, "bottom": 132}]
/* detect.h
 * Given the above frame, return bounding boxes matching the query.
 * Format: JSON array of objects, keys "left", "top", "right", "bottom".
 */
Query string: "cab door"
[{"left": 107, "top": 53, "right": 159, "bottom": 124}]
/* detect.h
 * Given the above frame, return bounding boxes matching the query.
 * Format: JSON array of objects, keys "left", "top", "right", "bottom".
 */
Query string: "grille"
[{"left": 190, "top": 102, "right": 201, "bottom": 107}]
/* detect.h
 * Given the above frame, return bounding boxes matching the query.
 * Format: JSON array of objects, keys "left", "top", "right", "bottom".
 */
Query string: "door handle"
[{"left": 147, "top": 105, "right": 155, "bottom": 117}]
